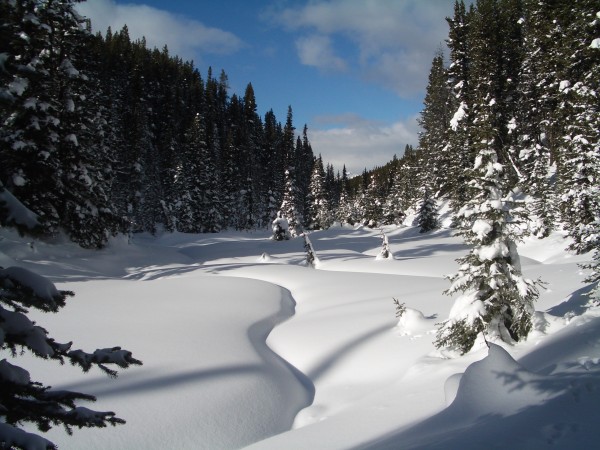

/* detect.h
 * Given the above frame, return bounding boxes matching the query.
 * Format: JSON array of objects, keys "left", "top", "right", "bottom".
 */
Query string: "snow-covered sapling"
[
  {"left": 301, "top": 233, "right": 318, "bottom": 268},
  {"left": 378, "top": 229, "right": 391, "bottom": 259},
  {"left": 417, "top": 189, "right": 439, "bottom": 233},
  {"left": 435, "top": 148, "right": 542, "bottom": 355},
  {"left": 0, "top": 266, "right": 142, "bottom": 449},
  {"left": 272, "top": 215, "right": 291, "bottom": 241},
  {"left": 393, "top": 297, "right": 406, "bottom": 318}
]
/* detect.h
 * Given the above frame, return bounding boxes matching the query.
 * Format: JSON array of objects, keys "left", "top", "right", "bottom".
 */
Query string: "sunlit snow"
[{"left": 1, "top": 217, "right": 599, "bottom": 449}]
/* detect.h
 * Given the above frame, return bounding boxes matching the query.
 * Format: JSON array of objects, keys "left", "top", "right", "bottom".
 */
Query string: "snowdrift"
[{"left": 1, "top": 224, "right": 598, "bottom": 449}]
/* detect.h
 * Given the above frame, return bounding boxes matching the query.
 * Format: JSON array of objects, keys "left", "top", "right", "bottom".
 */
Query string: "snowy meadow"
[{"left": 1, "top": 214, "right": 599, "bottom": 449}]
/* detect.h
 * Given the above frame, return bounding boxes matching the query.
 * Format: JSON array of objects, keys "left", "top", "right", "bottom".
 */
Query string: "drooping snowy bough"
[{"left": 0, "top": 266, "right": 142, "bottom": 449}]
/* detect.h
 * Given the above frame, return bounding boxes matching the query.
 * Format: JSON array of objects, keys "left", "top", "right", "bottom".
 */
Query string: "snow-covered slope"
[{"left": 1, "top": 223, "right": 598, "bottom": 449}]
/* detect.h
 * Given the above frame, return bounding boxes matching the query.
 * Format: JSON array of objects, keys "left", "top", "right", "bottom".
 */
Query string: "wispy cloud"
[
  {"left": 268, "top": 0, "right": 453, "bottom": 98},
  {"left": 76, "top": 0, "right": 244, "bottom": 63},
  {"left": 309, "top": 114, "right": 419, "bottom": 175},
  {"left": 296, "top": 34, "right": 347, "bottom": 72}
]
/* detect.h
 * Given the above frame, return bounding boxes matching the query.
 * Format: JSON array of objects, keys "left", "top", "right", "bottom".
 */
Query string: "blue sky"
[{"left": 77, "top": 0, "right": 457, "bottom": 174}]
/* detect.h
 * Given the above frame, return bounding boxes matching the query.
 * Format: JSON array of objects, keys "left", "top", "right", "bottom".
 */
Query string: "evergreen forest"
[
  {"left": 1, "top": 0, "right": 599, "bottom": 292},
  {"left": 1, "top": 0, "right": 600, "bottom": 445}
]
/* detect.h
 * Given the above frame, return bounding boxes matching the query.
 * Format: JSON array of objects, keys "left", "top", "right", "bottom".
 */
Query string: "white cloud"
[
  {"left": 269, "top": 0, "right": 454, "bottom": 98},
  {"left": 76, "top": 0, "right": 243, "bottom": 63},
  {"left": 296, "top": 35, "right": 347, "bottom": 72},
  {"left": 309, "top": 114, "right": 420, "bottom": 175}
]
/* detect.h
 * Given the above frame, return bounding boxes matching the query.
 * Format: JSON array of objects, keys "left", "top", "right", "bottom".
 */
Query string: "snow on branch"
[{"left": 1, "top": 265, "right": 142, "bottom": 447}]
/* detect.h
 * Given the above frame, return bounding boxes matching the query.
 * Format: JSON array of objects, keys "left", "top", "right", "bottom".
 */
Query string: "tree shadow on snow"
[
  {"left": 356, "top": 348, "right": 600, "bottom": 449},
  {"left": 545, "top": 284, "right": 596, "bottom": 318},
  {"left": 307, "top": 323, "right": 393, "bottom": 382},
  {"left": 53, "top": 365, "right": 268, "bottom": 398}
]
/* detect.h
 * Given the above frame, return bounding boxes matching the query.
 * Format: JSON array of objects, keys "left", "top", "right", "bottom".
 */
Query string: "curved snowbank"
[{"left": 23, "top": 275, "right": 313, "bottom": 450}]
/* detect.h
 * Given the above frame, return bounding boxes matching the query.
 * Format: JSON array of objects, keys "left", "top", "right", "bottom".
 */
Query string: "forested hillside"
[
  {"left": 0, "top": 0, "right": 339, "bottom": 248},
  {"left": 353, "top": 1, "right": 599, "bottom": 242},
  {"left": 1, "top": 0, "right": 599, "bottom": 264}
]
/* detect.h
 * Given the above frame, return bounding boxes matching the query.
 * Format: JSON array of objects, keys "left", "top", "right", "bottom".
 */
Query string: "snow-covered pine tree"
[
  {"left": 262, "top": 110, "right": 284, "bottom": 226},
  {"left": 297, "top": 128, "right": 314, "bottom": 229},
  {"left": 324, "top": 163, "right": 340, "bottom": 214},
  {"left": 382, "top": 168, "right": 407, "bottom": 226},
  {"left": 360, "top": 174, "right": 384, "bottom": 227},
  {"left": 176, "top": 113, "right": 217, "bottom": 233},
  {"left": 307, "top": 155, "right": 332, "bottom": 230},
  {"left": 0, "top": 0, "right": 67, "bottom": 238},
  {"left": 418, "top": 49, "right": 451, "bottom": 196},
  {"left": 558, "top": 1, "right": 600, "bottom": 303},
  {"left": 278, "top": 169, "right": 302, "bottom": 237},
  {"left": 435, "top": 146, "right": 541, "bottom": 355},
  {"left": 417, "top": 188, "right": 439, "bottom": 233},
  {"left": 554, "top": 1, "right": 600, "bottom": 255},
  {"left": 513, "top": 0, "right": 562, "bottom": 239},
  {"left": 301, "top": 232, "right": 318, "bottom": 268},
  {"left": 335, "top": 166, "right": 358, "bottom": 225},
  {"left": 445, "top": 0, "right": 474, "bottom": 211},
  {"left": 436, "top": 0, "right": 541, "bottom": 355},
  {"left": 51, "top": 2, "right": 123, "bottom": 248},
  {"left": 378, "top": 229, "right": 392, "bottom": 259}
]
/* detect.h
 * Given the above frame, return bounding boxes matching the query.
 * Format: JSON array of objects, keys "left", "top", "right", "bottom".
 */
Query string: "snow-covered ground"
[{"left": 1, "top": 221, "right": 599, "bottom": 449}]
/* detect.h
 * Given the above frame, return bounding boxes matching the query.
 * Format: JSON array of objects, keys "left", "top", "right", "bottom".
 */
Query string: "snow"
[
  {"left": 559, "top": 80, "right": 571, "bottom": 92},
  {"left": 0, "top": 266, "right": 60, "bottom": 301},
  {"left": 591, "top": 38, "right": 600, "bottom": 49},
  {"left": 0, "top": 187, "right": 38, "bottom": 228},
  {"left": 450, "top": 101, "right": 467, "bottom": 131},
  {"left": 0, "top": 359, "right": 31, "bottom": 385},
  {"left": 475, "top": 241, "right": 510, "bottom": 261},
  {"left": 8, "top": 77, "right": 28, "bottom": 96},
  {"left": 472, "top": 218, "right": 493, "bottom": 239},
  {"left": 1, "top": 221, "right": 599, "bottom": 449},
  {"left": 65, "top": 133, "right": 78, "bottom": 146}
]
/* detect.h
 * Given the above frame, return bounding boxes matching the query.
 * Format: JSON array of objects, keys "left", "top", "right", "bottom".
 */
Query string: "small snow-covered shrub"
[
  {"left": 378, "top": 230, "right": 392, "bottom": 260},
  {"left": 301, "top": 233, "right": 319, "bottom": 268},
  {"left": 393, "top": 298, "right": 406, "bottom": 318},
  {"left": 272, "top": 216, "right": 291, "bottom": 241}
]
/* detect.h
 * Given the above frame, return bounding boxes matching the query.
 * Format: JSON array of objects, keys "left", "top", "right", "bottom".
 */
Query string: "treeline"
[
  {"left": 393, "top": 0, "right": 597, "bottom": 352},
  {"left": 1, "top": 0, "right": 598, "bottom": 258},
  {"left": 1, "top": 0, "right": 354, "bottom": 247},
  {"left": 354, "top": 0, "right": 599, "bottom": 249}
]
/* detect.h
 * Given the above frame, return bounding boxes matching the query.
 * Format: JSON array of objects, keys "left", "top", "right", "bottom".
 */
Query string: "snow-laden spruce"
[{"left": 435, "top": 147, "right": 542, "bottom": 355}]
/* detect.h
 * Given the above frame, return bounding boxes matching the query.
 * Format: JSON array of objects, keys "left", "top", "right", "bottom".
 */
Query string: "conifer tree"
[
  {"left": 307, "top": 156, "right": 331, "bottom": 230},
  {"left": 514, "top": 0, "right": 559, "bottom": 238},
  {"left": 335, "top": 166, "right": 357, "bottom": 225},
  {"left": 262, "top": 110, "right": 284, "bottom": 226},
  {"left": 382, "top": 169, "right": 407, "bottom": 226},
  {"left": 435, "top": 138, "right": 540, "bottom": 355},
  {"left": 0, "top": 0, "right": 121, "bottom": 247},
  {"left": 359, "top": 174, "right": 384, "bottom": 227},
  {"left": 445, "top": 0, "right": 474, "bottom": 210},
  {"left": 554, "top": 1, "right": 600, "bottom": 255},
  {"left": 418, "top": 49, "right": 451, "bottom": 196},
  {"left": 417, "top": 188, "right": 439, "bottom": 233},
  {"left": 278, "top": 169, "right": 302, "bottom": 237}
]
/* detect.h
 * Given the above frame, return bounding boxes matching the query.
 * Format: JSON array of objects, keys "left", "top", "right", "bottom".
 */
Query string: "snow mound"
[
  {"left": 258, "top": 252, "right": 272, "bottom": 262},
  {"left": 395, "top": 308, "right": 436, "bottom": 337},
  {"left": 449, "top": 344, "right": 550, "bottom": 416}
]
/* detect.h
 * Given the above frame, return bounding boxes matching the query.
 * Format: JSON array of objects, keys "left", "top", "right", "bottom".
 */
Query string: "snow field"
[{"left": 1, "top": 222, "right": 598, "bottom": 449}]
